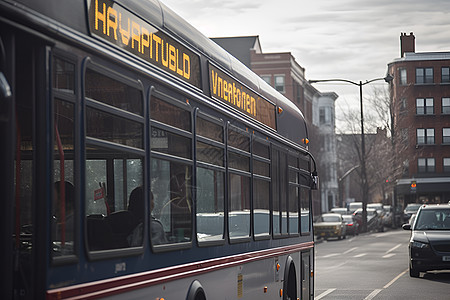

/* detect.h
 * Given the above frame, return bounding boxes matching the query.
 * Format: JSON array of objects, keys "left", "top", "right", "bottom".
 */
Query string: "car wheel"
[{"left": 409, "top": 264, "right": 419, "bottom": 278}]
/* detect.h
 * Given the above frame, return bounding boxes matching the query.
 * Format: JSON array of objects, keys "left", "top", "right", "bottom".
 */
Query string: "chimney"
[{"left": 400, "top": 32, "right": 415, "bottom": 57}]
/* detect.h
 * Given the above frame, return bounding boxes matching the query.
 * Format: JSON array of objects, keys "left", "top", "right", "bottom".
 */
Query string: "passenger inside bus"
[{"left": 127, "top": 187, "right": 167, "bottom": 245}]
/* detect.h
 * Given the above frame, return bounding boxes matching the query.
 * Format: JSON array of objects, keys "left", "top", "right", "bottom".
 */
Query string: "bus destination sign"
[
  {"left": 209, "top": 64, "right": 276, "bottom": 130},
  {"left": 88, "top": 0, "right": 201, "bottom": 88}
]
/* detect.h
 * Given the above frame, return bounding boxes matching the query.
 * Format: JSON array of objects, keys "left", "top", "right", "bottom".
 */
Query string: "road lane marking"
[
  {"left": 343, "top": 247, "right": 358, "bottom": 254},
  {"left": 382, "top": 253, "right": 395, "bottom": 258},
  {"left": 364, "top": 289, "right": 382, "bottom": 300},
  {"left": 383, "top": 269, "right": 408, "bottom": 289},
  {"left": 315, "top": 288, "right": 336, "bottom": 300},
  {"left": 385, "top": 243, "right": 402, "bottom": 254},
  {"left": 354, "top": 253, "right": 367, "bottom": 258},
  {"left": 323, "top": 253, "right": 339, "bottom": 258}
]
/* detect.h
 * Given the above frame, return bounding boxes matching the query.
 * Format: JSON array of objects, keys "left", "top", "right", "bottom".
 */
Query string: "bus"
[{"left": 0, "top": 0, "right": 319, "bottom": 299}]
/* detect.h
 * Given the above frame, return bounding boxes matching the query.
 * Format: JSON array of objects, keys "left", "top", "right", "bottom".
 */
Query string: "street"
[{"left": 314, "top": 229, "right": 450, "bottom": 299}]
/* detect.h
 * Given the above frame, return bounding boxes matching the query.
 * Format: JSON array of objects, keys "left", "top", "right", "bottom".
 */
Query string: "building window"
[
  {"left": 418, "top": 158, "right": 435, "bottom": 173},
  {"left": 261, "top": 75, "right": 271, "bottom": 86},
  {"left": 319, "top": 107, "right": 332, "bottom": 125},
  {"left": 399, "top": 68, "right": 407, "bottom": 85},
  {"left": 402, "top": 159, "right": 409, "bottom": 176},
  {"left": 401, "top": 128, "right": 408, "bottom": 144},
  {"left": 444, "top": 158, "right": 450, "bottom": 173},
  {"left": 416, "top": 67, "right": 433, "bottom": 84},
  {"left": 416, "top": 98, "right": 434, "bottom": 115},
  {"left": 442, "top": 67, "right": 450, "bottom": 83},
  {"left": 443, "top": 128, "right": 450, "bottom": 144},
  {"left": 274, "top": 75, "right": 285, "bottom": 93},
  {"left": 417, "top": 128, "right": 434, "bottom": 145},
  {"left": 399, "top": 98, "right": 407, "bottom": 112},
  {"left": 443, "top": 98, "right": 450, "bottom": 114}
]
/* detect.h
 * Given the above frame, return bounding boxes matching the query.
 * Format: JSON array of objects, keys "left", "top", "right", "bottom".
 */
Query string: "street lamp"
[{"left": 309, "top": 74, "right": 393, "bottom": 232}]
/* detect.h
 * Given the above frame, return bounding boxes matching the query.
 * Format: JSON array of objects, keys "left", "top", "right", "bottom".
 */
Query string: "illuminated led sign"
[
  {"left": 88, "top": 0, "right": 201, "bottom": 88},
  {"left": 209, "top": 64, "right": 276, "bottom": 129}
]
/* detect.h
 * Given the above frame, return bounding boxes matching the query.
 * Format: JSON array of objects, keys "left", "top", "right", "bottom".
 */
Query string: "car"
[
  {"left": 353, "top": 208, "right": 383, "bottom": 232},
  {"left": 314, "top": 213, "right": 346, "bottom": 240},
  {"left": 404, "top": 203, "right": 422, "bottom": 222},
  {"left": 368, "top": 203, "right": 386, "bottom": 228},
  {"left": 348, "top": 202, "right": 362, "bottom": 214},
  {"left": 330, "top": 207, "right": 349, "bottom": 215},
  {"left": 342, "top": 214, "right": 359, "bottom": 236},
  {"left": 402, "top": 203, "right": 450, "bottom": 277},
  {"left": 383, "top": 205, "right": 393, "bottom": 228}
]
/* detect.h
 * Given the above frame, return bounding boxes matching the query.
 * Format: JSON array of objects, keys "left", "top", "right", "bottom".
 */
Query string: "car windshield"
[
  {"left": 414, "top": 209, "right": 450, "bottom": 230},
  {"left": 405, "top": 204, "right": 421, "bottom": 212},
  {"left": 321, "top": 215, "right": 341, "bottom": 222}
]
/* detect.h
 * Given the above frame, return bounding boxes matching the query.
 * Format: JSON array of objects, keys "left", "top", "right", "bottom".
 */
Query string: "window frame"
[
  {"left": 415, "top": 98, "right": 434, "bottom": 115},
  {"left": 252, "top": 135, "right": 271, "bottom": 240},
  {"left": 443, "top": 158, "right": 450, "bottom": 173},
  {"left": 51, "top": 51, "right": 79, "bottom": 264},
  {"left": 416, "top": 128, "right": 435, "bottom": 145},
  {"left": 399, "top": 68, "right": 407, "bottom": 85},
  {"left": 274, "top": 74, "right": 286, "bottom": 93},
  {"left": 443, "top": 128, "right": 450, "bottom": 144},
  {"left": 441, "top": 67, "right": 450, "bottom": 84},
  {"left": 195, "top": 110, "right": 226, "bottom": 247},
  {"left": 417, "top": 157, "right": 435, "bottom": 173},
  {"left": 83, "top": 59, "right": 146, "bottom": 259},
  {"left": 227, "top": 123, "right": 252, "bottom": 243},
  {"left": 416, "top": 67, "right": 434, "bottom": 84},
  {"left": 442, "top": 97, "right": 450, "bottom": 114},
  {"left": 149, "top": 87, "right": 194, "bottom": 252}
]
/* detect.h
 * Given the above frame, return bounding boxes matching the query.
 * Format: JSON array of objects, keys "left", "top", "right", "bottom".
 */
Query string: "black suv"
[{"left": 402, "top": 203, "right": 450, "bottom": 277}]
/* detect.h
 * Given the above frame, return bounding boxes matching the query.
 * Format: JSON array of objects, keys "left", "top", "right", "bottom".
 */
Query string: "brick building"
[{"left": 388, "top": 32, "right": 450, "bottom": 206}]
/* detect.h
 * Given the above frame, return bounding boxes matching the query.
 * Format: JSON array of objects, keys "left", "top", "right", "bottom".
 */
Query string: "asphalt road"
[{"left": 314, "top": 229, "right": 450, "bottom": 299}]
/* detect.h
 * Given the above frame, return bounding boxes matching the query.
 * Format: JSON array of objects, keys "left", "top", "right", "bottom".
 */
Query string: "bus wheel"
[
  {"left": 283, "top": 256, "right": 297, "bottom": 300},
  {"left": 186, "top": 280, "right": 206, "bottom": 300}
]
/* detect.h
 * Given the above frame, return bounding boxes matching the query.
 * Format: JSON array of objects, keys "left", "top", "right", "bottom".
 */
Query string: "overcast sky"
[{"left": 162, "top": 0, "right": 450, "bottom": 131}]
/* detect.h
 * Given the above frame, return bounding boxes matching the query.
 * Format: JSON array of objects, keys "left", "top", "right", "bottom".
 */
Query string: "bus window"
[
  {"left": 151, "top": 159, "right": 192, "bottom": 245},
  {"left": 84, "top": 66, "right": 145, "bottom": 251},
  {"left": 85, "top": 69, "right": 143, "bottom": 116},
  {"left": 228, "top": 126, "right": 251, "bottom": 240},
  {"left": 280, "top": 151, "right": 288, "bottom": 235},
  {"left": 52, "top": 98, "right": 75, "bottom": 256},
  {"left": 288, "top": 154, "right": 299, "bottom": 235},
  {"left": 53, "top": 57, "right": 75, "bottom": 93},
  {"left": 253, "top": 139, "right": 270, "bottom": 237},
  {"left": 196, "top": 115, "right": 225, "bottom": 243},
  {"left": 300, "top": 187, "right": 311, "bottom": 234},
  {"left": 150, "top": 92, "right": 193, "bottom": 247},
  {"left": 272, "top": 149, "right": 280, "bottom": 235}
]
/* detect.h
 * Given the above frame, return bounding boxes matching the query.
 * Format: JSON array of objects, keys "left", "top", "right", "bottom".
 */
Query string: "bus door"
[{"left": 2, "top": 26, "right": 50, "bottom": 300}]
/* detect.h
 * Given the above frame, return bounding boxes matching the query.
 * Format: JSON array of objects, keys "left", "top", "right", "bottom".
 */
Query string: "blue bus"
[{"left": 0, "top": 0, "right": 318, "bottom": 299}]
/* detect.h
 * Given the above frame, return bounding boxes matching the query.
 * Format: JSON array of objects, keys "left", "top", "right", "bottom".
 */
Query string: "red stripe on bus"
[{"left": 46, "top": 241, "right": 313, "bottom": 299}]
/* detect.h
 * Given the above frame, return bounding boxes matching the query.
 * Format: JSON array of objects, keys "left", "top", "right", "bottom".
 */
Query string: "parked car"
[
  {"left": 314, "top": 213, "right": 346, "bottom": 240},
  {"left": 383, "top": 205, "right": 393, "bottom": 228},
  {"left": 342, "top": 215, "right": 359, "bottom": 236},
  {"left": 368, "top": 203, "right": 386, "bottom": 228},
  {"left": 402, "top": 203, "right": 450, "bottom": 277},
  {"left": 353, "top": 208, "right": 383, "bottom": 232},
  {"left": 330, "top": 207, "right": 349, "bottom": 215},
  {"left": 348, "top": 202, "right": 362, "bottom": 214},
  {"left": 404, "top": 203, "right": 422, "bottom": 222}
]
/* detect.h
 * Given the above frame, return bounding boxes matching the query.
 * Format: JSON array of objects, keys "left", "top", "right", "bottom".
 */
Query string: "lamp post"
[{"left": 309, "top": 74, "right": 393, "bottom": 232}]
